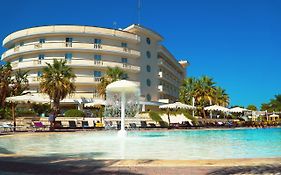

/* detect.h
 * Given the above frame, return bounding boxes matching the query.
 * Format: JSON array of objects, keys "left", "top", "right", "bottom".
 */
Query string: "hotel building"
[{"left": 1, "top": 24, "right": 189, "bottom": 105}]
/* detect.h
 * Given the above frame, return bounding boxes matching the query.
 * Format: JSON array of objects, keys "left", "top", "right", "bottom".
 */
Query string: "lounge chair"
[
  {"left": 0, "top": 123, "right": 14, "bottom": 132},
  {"left": 32, "top": 121, "right": 47, "bottom": 131},
  {"left": 129, "top": 123, "right": 137, "bottom": 130},
  {"left": 69, "top": 121, "right": 77, "bottom": 129},
  {"left": 140, "top": 121, "right": 147, "bottom": 128},
  {"left": 82, "top": 121, "right": 89, "bottom": 129},
  {"left": 54, "top": 121, "right": 64, "bottom": 129},
  {"left": 148, "top": 123, "right": 157, "bottom": 128}
]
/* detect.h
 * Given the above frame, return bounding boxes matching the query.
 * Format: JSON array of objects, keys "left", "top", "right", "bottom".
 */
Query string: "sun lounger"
[
  {"left": 140, "top": 121, "right": 147, "bottom": 128},
  {"left": 0, "top": 123, "right": 14, "bottom": 132},
  {"left": 32, "top": 121, "right": 47, "bottom": 131},
  {"left": 129, "top": 123, "right": 137, "bottom": 130},
  {"left": 68, "top": 121, "right": 77, "bottom": 129},
  {"left": 148, "top": 123, "right": 156, "bottom": 128}
]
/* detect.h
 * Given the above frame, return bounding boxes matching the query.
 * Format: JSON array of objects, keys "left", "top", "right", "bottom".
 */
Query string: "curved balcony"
[
  {"left": 28, "top": 75, "right": 102, "bottom": 86},
  {"left": 11, "top": 59, "right": 140, "bottom": 72},
  {"left": 3, "top": 25, "right": 140, "bottom": 47},
  {"left": 2, "top": 42, "right": 140, "bottom": 60}
]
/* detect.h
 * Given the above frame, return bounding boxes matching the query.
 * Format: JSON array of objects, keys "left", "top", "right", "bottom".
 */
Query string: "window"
[
  {"left": 65, "top": 53, "right": 72, "bottom": 61},
  {"left": 37, "top": 71, "right": 42, "bottom": 77},
  {"left": 94, "top": 71, "right": 102, "bottom": 77},
  {"left": 65, "top": 37, "right": 72, "bottom": 47},
  {"left": 146, "top": 65, "right": 151, "bottom": 72},
  {"left": 146, "top": 94, "right": 151, "bottom": 101},
  {"left": 38, "top": 54, "right": 44, "bottom": 60},
  {"left": 122, "top": 73, "right": 128, "bottom": 79},
  {"left": 146, "top": 51, "right": 151, "bottom": 58},
  {"left": 66, "top": 37, "right": 72, "bottom": 43},
  {"left": 94, "top": 39, "right": 102, "bottom": 44},
  {"left": 121, "top": 58, "right": 128, "bottom": 63},
  {"left": 19, "top": 57, "right": 23, "bottom": 62},
  {"left": 121, "top": 42, "right": 127, "bottom": 47},
  {"left": 94, "top": 55, "right": 102, "bottom": 61},
  {"left": 146, "top": 79, "right": 151, "bottom": 87},
  {"left": 146, "top": 37, "right": 151, "bottom": 45},
  {"left": 39, "top": 38, "right": 45, "bottom": 43}
]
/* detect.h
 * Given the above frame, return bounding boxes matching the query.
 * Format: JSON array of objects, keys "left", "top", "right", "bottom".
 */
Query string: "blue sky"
[{"left": 0, "top": 0, "right": 280, "bottom": 108}]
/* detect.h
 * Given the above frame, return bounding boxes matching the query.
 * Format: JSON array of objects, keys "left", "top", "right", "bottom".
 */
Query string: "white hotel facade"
[{"left": 1, "top": 24, "right": 189, "bottom": 105}]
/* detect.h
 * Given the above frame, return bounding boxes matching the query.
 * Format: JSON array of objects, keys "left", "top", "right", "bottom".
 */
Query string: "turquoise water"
[{"left": 0, "top": 128, "right": 281, "bottom": 160}]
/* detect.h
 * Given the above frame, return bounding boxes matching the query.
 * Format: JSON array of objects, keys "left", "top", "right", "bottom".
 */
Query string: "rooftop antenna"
[{"left": 137, "top": 0, "right": 141, "bottom": 25}]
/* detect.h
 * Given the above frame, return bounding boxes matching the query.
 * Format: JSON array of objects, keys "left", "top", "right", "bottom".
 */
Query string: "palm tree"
[
  {"left": 97, "top": 67, "right": 126, "bottom": 98},
  {"left": 179, "top": 77, "right": 197, "bottom": 105},
  {"left": 213, "top": 86, "right": 229, "bottom": 107},
  {"left": 194, "top": 76, "right": 216, "bottom": 118},
  {"left": 10, "top": 69, "right": 29, "bottom": 96},
  {"left": 40, "top": 59, "right": 76, "bottom": 119},
  {"left": 0, "top": 63, "right": 12, "bottom": 108}
]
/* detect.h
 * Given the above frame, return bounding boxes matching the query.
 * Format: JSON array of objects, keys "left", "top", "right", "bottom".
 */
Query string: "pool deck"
[{"left": 0, "top": 154, "right": 280, "bottom": 175}]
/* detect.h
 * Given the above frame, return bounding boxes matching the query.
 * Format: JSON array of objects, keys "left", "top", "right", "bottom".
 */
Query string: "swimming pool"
[{"left": 0, "top": 128, "right": 280, "bottom": 160}]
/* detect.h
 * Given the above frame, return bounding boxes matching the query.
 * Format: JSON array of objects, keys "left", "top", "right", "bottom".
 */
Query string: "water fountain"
[{"left": 105, "top": 80, "right": 140, "bottom": 137}]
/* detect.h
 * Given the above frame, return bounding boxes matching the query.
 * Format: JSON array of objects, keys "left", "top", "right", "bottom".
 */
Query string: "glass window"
[
  {"left": 38, "top": 54, "right": 44, "bottom": 60},
  {"left": 65, "top": 53, "right": 72, "bottom": 60},
  {"left": 122, "top": 73, "right": 128, "bottom": 79},
  {"left": 94, "top": 55, "right": 102, "bottom": 61},
  {"left": 66, "top": 38, "right": 72, "bottom": 42},
  {"left": 121, "top": 42, "right": 127, "bottom": 47},
  {"left": 94, "top": 39, "right": 102, "bottom": 44},
  {"left": 121, "top": 58, "right": 128, "bottom": 63},
  {"left": 146, "top": 51, "right": 151, "bottom": 58},
  {"left": 146, "top": 65, "right": 151, "bottom": 72},
  {"left": 39, "top": 38, "right": 45, "bottom": 43},
  {"left": 146, "top": 79, "right": 151, "bottom": 87},
  {"left": 146, "top": 94, "right": 151, "bottom": 101},
  {"left": 94, "top": 71, "right": 102, "bottom": 77},
  {"left": 19, "top": 57, "right": 23, "bottom": 62},
  {"left": 146, "top": 37, "right": 151, "bottom": 45},
  {"left": 37, "top": 71, "right": 42, "bottom": 77}
]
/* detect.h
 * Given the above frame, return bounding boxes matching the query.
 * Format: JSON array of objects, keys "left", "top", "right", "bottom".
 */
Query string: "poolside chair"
[
  {"left": 68, "top": 121, "right": 77, "bottom": 129},
  {"left": 129, "top": 123, "right": 137, "bottom": 130},
  {"left": 0, "top": 123, "right": 14, "bottom": 132},
  {"left": 82, "top": 121, "right": 89, "bottom": 129},
  {"left": 148, "top": 123, "right": 157, "bottom": 128},
  {"left": 32, "top": 121, "right": 47, "bottom": 131},
  {"left": 140, "top": 121, "right": 147, "bottom": 128}
]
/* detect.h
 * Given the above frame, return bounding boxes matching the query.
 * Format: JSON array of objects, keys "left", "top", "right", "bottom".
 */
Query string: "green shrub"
[
  {"left": 16, "top": 109, "right": 36, "bottom": 117},
  {"left": 64, "top": 109, "right": 85, "bottom": 117},
  {"left": 149, "top": 111, "right": 163, "bottom": 123},
  {"left": 0, "top": 108, "right": 12, "bottom": 119}
]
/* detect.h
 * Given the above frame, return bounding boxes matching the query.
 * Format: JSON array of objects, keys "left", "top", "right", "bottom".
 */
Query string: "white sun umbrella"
[
  {"left": 159, "top": 102, "right": 195, "bottom": 126},
  {"left": 204, "top": 105, "right": 229, "bottom": 112},
  {"left": 229, "top": 107, "right": 250, "bottom": 113},
  {"left": 84, "top": 99, "right": 106, "bottom": 107},
  {"left": 159, "top": 102, "right": 195, "bottom": 110},
  {"left": 6, "top": 93, "right": 49, "bottom": 104}
]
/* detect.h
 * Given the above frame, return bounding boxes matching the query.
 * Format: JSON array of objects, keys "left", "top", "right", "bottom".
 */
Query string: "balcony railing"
[{"left": 2, "top": 42, "right": 140, "bottom": 60}]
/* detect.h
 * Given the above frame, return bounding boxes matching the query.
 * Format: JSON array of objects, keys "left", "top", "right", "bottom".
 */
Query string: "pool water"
[{"left": 0, "top": 128, "right": 281, "bottom": 160}]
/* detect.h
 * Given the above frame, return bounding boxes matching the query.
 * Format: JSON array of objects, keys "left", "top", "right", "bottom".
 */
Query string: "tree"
[
  {"left": 40, "top": 59, "right": 76, "bottom": 119},
  {"left": 213, "top": 86, "right": 229, "bottom": 107},
  {"left": 260, "top": 94, "right": 281, "bottom": 112},
  {"left": 97, "top": 67, "right": 126, "bottom": 98},
  {"left": 0, "top": 63, "right": 12, "bottom": 108},
  {"left": 247, "top": 105, "right": 257, "bottom": 111},
  {"left": 179, "top": 76, "right": 229, "bottom": 118},
  {"left": 10, "top": 69, "right": 29, "bottom": 96}
]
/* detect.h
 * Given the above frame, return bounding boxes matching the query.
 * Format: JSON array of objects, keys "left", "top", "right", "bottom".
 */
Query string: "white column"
[
  {"left": 192, "top": 97, "right": 195, "bottom": 118},
  {"left": 118, "top": 92, "right": 127, "bottom": 137}
]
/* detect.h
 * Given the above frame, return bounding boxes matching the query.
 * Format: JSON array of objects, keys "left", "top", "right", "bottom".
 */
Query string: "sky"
[{"left": 0, "top": 0, "right": 280, "bottom": 108}]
